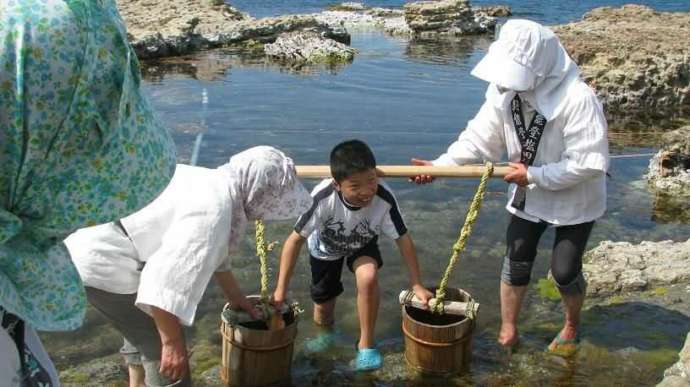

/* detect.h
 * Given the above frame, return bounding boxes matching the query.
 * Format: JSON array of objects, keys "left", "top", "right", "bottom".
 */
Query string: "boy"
[{"left": 272, "top": 139, "right": 433, "bottom": 371}]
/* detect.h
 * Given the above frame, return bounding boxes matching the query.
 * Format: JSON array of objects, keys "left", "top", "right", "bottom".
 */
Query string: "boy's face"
[{"left": 334, "top": 169, "right": 378, "bottom": 208}]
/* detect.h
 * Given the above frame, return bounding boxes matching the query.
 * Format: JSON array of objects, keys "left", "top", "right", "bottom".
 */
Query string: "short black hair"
[{"left": 330, "top": 140, "right": 377, "bottom": 182}]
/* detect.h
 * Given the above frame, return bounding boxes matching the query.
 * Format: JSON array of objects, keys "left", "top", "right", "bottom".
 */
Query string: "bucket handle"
[
  {"left": 401, "top": 322, "right": 473, "bottom": 348},
  {"left": 220, "top": 326, "right": 294, "bottom": 352}
]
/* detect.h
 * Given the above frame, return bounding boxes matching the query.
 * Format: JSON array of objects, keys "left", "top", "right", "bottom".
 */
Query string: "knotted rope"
[
  {"left": 433, "top": 162, "right": 493, "bottom": 315},
  {"left": 255, "top": 219, "right": 275, "bottom": 319}
]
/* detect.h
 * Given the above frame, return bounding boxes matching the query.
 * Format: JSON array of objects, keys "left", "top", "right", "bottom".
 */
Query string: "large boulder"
[
  {"left": 264, "top": 30, "right": 356, "bottom": 64},
  {"left": 583, "top": 239, "right": 690, "bottom": 296},
  {"left": 554, "top": 5, "right": 690, "bottom": 123},
  {"left": 647, "top": 126, "right": 690, "bottom": 195},
  {"left": 403, "top": 0, "right": 497, "bottom": 37}
]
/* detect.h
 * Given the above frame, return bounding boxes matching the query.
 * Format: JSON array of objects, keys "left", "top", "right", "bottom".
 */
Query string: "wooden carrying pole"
[
  {"left": 296, "top": 165, "right": 509, "bottom": 178},
  {"left": 399, "top": 290, "right": 479, "bottom": 317}
]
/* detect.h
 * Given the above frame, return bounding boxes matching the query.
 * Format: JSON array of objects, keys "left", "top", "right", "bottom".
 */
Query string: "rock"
[
  {"left": 553, "top": 5, "right": 690, "bottom": 124},
  {"left": 264, "top": 30, "right": 356, "bottom": 64},
  {"left": 312, "top": 8, "right": 411, "bottom": 36},
  {"left": 474, "top": 5, "right": 512, "bottom": 17},
  {"left": 657, "top": 332, "right": 690, "bottom": 386},
  {"left": 326, "top": 2, "right": 367, "bottom": 12},
  {"left": 583, "top": 239, "right": 690, "bottom": 297},
  {"left": 646, "top": 126, "right": 690, "bottom": 196},
  {"left": 403, "top": 0, "right": 496, "bottom": 37},
  {"left": 116, "top": 0, "right": 351, "bottom": 59}
]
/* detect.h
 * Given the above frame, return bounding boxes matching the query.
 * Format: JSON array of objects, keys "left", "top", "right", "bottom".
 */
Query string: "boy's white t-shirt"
[{"left": 295, "top": 179, "right": 407, "bottom": 260}]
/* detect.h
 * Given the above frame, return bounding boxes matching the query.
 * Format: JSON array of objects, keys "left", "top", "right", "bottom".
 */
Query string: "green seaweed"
[{"left": 536, "top": 278, "right": 561, "bottom": 301}]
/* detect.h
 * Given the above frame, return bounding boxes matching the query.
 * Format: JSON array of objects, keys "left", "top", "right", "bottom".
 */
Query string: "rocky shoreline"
[
  {"left": 554, "top": 5, "right": 690, "bottom": 124},
  {"left": 119, "top": 0, "right": 502, "bottom": 62}
]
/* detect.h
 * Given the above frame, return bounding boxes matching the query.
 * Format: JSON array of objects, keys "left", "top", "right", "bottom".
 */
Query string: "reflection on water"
[
  {"left": 404, "top": 36, "right": 492, "bottom": 66},
  {"left": 43, "top": 27, "right": 690, "bottom": 387}
]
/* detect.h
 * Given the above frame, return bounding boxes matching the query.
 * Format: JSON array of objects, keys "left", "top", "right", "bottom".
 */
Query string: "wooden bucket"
[
  {"left": 401, "top": 287, "right": 476, "bottom": 375},
  {"left": 220, "top": 296, "right": 297, "bottom": 386}
]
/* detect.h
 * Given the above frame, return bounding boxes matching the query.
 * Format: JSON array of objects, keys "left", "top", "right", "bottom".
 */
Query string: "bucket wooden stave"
[
  {"left": 220, "top": 296, "right": 297, "bottom": 386},
  {"left": 402, "top": 287, "right": 476, "bottom": 375}
]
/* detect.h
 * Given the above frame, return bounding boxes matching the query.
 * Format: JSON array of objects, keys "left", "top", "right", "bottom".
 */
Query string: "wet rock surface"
[
  {"left": 554, "top": 5, "right": 690, "bottom": 123},
  {"left": 658, "top": 332, "right": 690, "bottom": 387},
  {"left": 647, "top": 126, "right": 690, "bottom": 196},
  {"left": 265, "top": 30, "right": 356, "bottom": 64},
  {"left": 117, "top": 0, "right": 350, "bottom": 61},
  {"left": 583, "top": 239, "right": 690, "bottom": 297}
]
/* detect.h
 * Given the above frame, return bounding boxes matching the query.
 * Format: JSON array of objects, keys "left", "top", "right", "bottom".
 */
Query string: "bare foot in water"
[{"left": 498, "top": 323, "right": 519, "bottom": 348}]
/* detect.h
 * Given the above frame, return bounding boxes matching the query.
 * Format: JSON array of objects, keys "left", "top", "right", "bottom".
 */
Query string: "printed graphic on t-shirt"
[{"left": 320, "top": 217, "right": 377, "bottom": 255}]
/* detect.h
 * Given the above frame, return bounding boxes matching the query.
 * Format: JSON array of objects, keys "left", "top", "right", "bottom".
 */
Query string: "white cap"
[{"left": 471, "top": 20, "right": 545, "bottom": 92}]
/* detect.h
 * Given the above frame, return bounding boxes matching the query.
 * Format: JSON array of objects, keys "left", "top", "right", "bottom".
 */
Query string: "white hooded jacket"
[{"left": 433, "top": 20, "right": 609, "bottom": 225}]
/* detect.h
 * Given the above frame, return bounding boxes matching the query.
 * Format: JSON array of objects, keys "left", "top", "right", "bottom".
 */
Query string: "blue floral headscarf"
[{"left": 0, "top": 0, "right": 176, "bottom": 331}]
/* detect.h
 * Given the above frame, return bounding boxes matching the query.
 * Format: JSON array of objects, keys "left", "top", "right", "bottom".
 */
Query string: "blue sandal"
[{"left": 355, "top": 348, "right": 383, "bottom": 371}]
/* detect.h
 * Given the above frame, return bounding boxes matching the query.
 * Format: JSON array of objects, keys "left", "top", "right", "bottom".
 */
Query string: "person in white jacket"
[
  {"left": 411, "top": 20, "right": 609, "bottom": 354},
  {"left": 65, "top": 146, "right": 312, "bottom": 386}
]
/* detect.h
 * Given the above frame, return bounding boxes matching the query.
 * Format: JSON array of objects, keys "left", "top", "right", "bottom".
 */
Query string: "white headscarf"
[
  {"left": 471, "top": 19, "right": 581, "bottom": 121},
  {"left": 218, "top": 146, "right": 312, "bottom": 253}
]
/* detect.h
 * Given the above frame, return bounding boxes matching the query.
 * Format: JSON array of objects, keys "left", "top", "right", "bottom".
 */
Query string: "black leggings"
[{"left": 502, "top": 215, "right": 594, "bottom": 289}]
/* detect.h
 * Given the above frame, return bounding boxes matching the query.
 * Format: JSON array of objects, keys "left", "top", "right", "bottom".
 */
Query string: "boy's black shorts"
[{"left": 310, "top": 237, "right": 383, "bottom": 304}]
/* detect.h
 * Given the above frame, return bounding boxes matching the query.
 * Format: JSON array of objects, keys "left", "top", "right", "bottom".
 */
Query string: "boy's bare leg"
[
  {"left": 314, "top": 298, "right": 336, "bottom": 326},
  {"left": 498, "top": 281, "right": 528, "bottom": 347},
  {"left": 353, "top": 256, "right": 379, "bottom": 349},
  {"left": 128, "top": 364, "right": 145, "bottom": 387}
]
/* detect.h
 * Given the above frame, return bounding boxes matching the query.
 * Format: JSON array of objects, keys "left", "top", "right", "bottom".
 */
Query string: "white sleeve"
[
  {"left": 135, "top": 209, "right": 230, "bottom": 326},
  {"left": 528, "top": 92, "right": 609, "bottom": 191},
  {"left": 433, "top": 100, "right": 506, "bottom": 166},
  {"left": 378, "top": 184, "right": 408, "bottom": 240},
  {"left": 294, "top": 199, "right": 320, "bottom": 238},
  {"left": 294, "top": 180, "right": 332, "bottom": 238}
]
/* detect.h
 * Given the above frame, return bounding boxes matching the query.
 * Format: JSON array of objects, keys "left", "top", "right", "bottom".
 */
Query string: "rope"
[
  {"left": 255, "top": 219, "right": 271, "bottom": 318},
  {"left": 433, "top": 162, "right": 493, "bottom": 315}
]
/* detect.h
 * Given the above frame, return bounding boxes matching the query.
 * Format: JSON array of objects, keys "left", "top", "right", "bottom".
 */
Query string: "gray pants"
[{"left": 85, "top": 287, "right": 191, "bottom": 387}]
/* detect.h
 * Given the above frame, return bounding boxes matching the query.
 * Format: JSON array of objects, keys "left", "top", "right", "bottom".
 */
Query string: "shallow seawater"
[{"left": 42, "top": 2, "right": 690, "bottom": 385}]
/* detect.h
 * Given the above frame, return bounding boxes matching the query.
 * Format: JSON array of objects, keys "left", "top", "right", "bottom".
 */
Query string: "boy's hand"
[
  {"left": 412, "top": 284, "right": 434, "bottom": 309},
  {"left": 409, "top": 158, "right": 435, "bottom": 184},
  {"left": 271, "top": 289, "right": 286, "bottom": 311}
]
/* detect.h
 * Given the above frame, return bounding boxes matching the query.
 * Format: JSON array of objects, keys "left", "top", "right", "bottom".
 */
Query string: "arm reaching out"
[
  {"left": 151, "top": 306, "right": 188, "bottom": 382},
  {"left": 395, "top": 233, "right": 434, "bottom": 307},
  {"left": 214, "top": 271, "right": 258, "bottom": 319},
  {"left": 272, "top": 231, "right": 306, "bottom": 309}
]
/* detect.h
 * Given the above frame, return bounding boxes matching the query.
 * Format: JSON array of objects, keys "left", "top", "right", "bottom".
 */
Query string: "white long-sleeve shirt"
[
  {"left": 67, "top": 165, "right": 233, "bottom": 326},
  {"left": 434, "top": 82, "right": 609, "bottom": 225}
]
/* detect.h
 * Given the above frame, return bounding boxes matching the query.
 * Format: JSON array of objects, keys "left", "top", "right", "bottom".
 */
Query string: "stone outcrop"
[
  {"left": 265, "top": 30, "right": 356, "bottom": 64},
  {"left": 583, "top": 239, "right": 690, "bottom": 296},
  {"left": 117, "top": 0, "right": 350, "bottom": 60},
  {"left": 554, "top": 5, "right": 690, "bottom": 123},
  {"left": 474, "top": 5, "right": 512, "bottom": 17},
  {"left": 647, "top": 126, "right": 690, "bottom": 195},
  {"left": 316, "top": 1, "right": 502, "bottom": 37},
  {"left": 403, "top": 0, "right": 497, "bottom": 37},
  {"left": 657, "top": 332, "right": 690, "bottom": 387}
]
